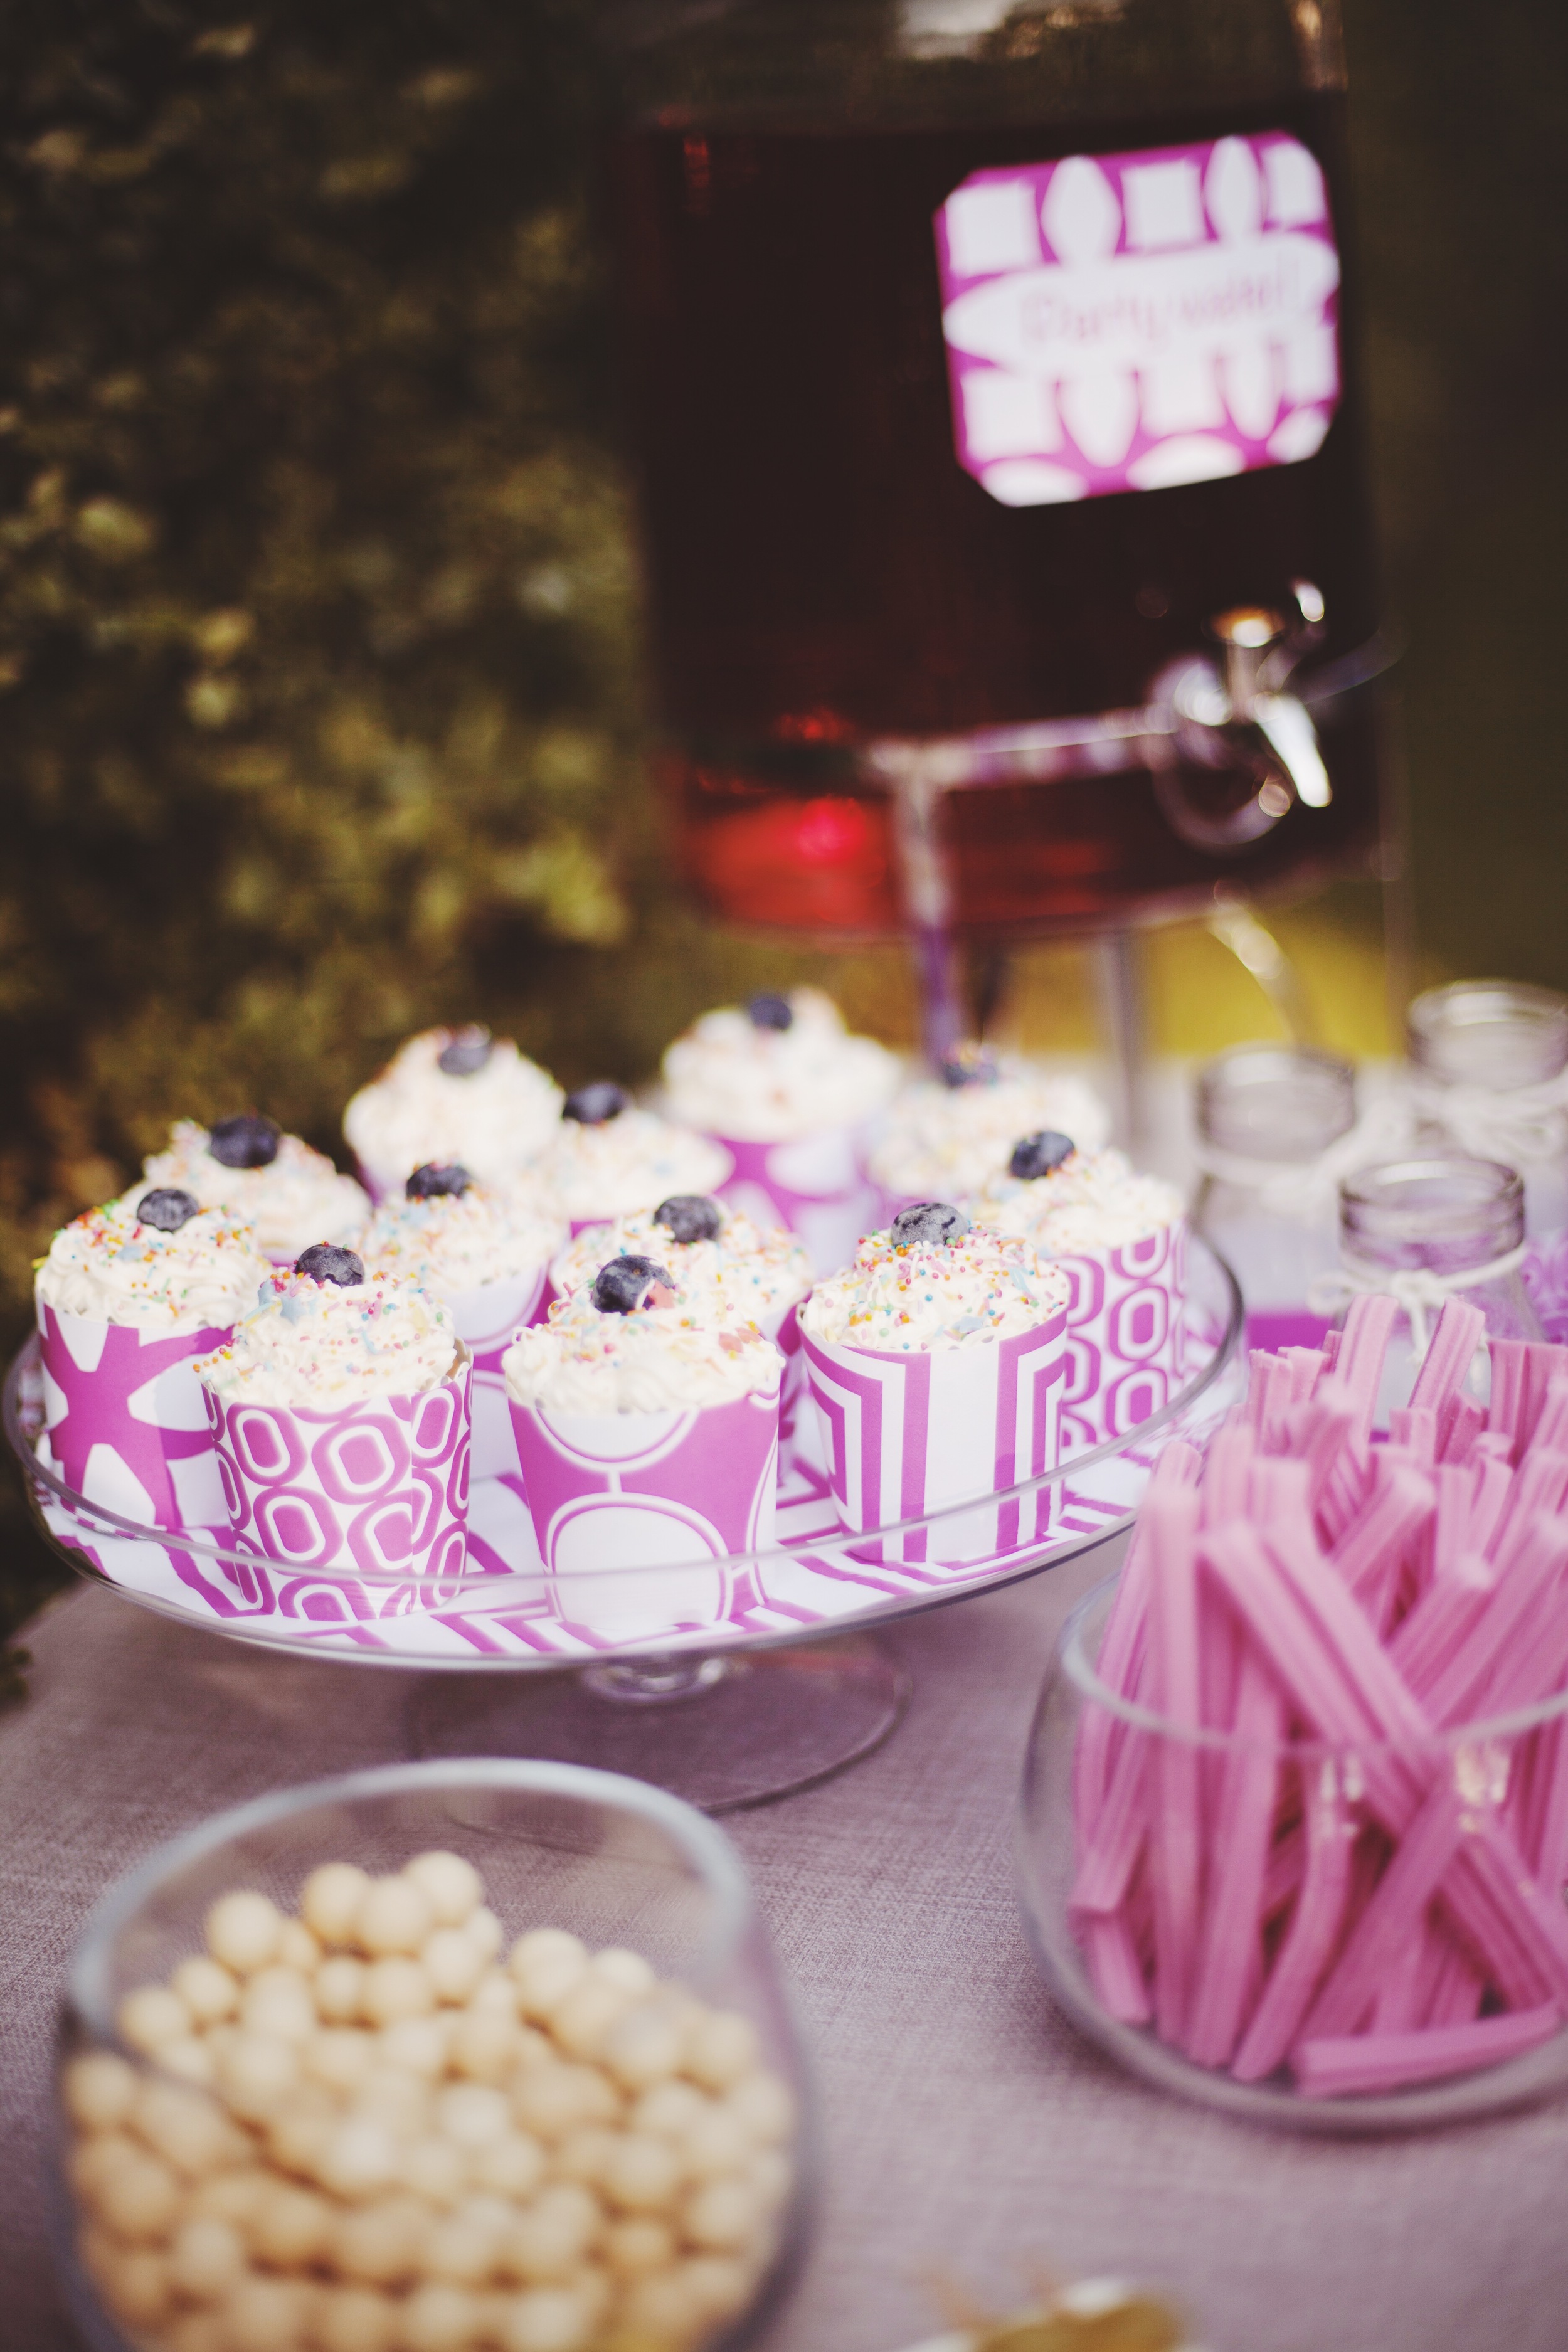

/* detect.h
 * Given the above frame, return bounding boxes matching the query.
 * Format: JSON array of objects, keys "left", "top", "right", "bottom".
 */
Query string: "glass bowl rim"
[
  {"left": 66, "top": 1756, "right": 756, "bottom": 2048},
  {"left": 1057, "top": 1568, "right": 1568, "bottom": 1756}
]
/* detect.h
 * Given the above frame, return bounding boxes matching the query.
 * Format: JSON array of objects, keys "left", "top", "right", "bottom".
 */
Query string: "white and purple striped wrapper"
[
  {"left": 802, "top": 1307, "right": 1069, "bottom": 1566},
  {"left": 203, "top": 1357, "right": 472, "bottom": 1587},
  {"left": 712, "top": 1126, "right": 882, "bottom": 1277},
  {"left": 1056, "top": 1219, "right": 1188, "bottom": 1457},
  {"left": 35, "top": 1301, "right": 233, "bottom": 1532},
  {"left": 508, "top": 1384, "right": 780, "bottom": 1577}
]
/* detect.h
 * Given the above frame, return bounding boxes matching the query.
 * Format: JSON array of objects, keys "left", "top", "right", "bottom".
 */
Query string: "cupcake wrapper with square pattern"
[
  {"left": 36, "top": 1301, "right": 234, "bottom": 1531},
  {"left": 204, "top": 1360, "right": 472, "bottom": 1581},
  {"left": 443, "top": 1268, "right": 547, "bottom": 1481},
  {"left": 802, "top": 1310, "right": 1068, "bottom": 1566},
  {"left": 714, "top": 1128, "right": 882, "bottom": 1276},
  {"left": 1054, "top": 1219, "right": 1187, "bottom": 1456},
  {"left": 508, "top": 1385, "right": 780, "bottom": 1575}
]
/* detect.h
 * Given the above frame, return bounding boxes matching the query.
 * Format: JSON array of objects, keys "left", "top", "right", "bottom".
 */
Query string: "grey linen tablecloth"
[{"left": 4, "top": 1551, "right": 1568, "bottom": 2352}]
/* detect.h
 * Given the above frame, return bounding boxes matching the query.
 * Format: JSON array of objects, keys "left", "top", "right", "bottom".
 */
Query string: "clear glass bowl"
[
  {"left": 1017, "top": 1574, "right": 1568, "bottom": 2135},
  {"left": 52, "top": 1758, "right": 811, "bottom": 2352}
]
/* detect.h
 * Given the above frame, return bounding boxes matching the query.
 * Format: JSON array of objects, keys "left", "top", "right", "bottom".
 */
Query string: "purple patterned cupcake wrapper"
[
  {"left": 443, "top": 1268, "right": 548, "bottom": 1483},
  {"left": 802, "top": 1310, "right": 1068, "bottom": 1567},
  {"left": 36, "top": 1300, "right": 235, "bottom": 1532},
  {"left": 712, "top": 1126, "right": 882, "bottom": 1277},
  {"left": 508, "top": 1386, "right": 780, "bottom": 1577},
  {"left": 203, "top": 1358, "right": 472, "bottom": 1586},
  {"left": 1054, "top": 1219, "right": 1187, "bottom": 1456}
]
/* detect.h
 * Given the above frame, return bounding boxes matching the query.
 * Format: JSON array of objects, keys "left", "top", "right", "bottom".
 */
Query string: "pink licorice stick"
[
  {"left": 1422, "top": 1937, "right": 1485, "bottom": 2030},
  {"left": 1438, "top": 1396, "right": 1485, "bottom": 1465},
  {"left": 1322, "top": 1328, "right": 1343, "bottom": 1372},
  {"left": 1525, "top": 1376, "right": 1568, "bottom": 1459},
  {"left": 1231, "top": 1766, "right": 1357, "bottom": 2081},
  {"left": 1336, "top": 1294, "right": 1403, "bottom": 1438},
  {"left": 1409, "top": 1297, "right": 1488, "bottom": 1418},
  {"left": 1386, "top": 1551, "right": 1493, "bottom": 1703},
  {"left": 1469, "top": 1451, "right": 1515, "bottom": 1559},
  {"left": 1081, "top": 1911, "right": 1152, "bottom": 2026},
  {"left": 1431, "top": 1464, "right": 1475, "bottom": 1583},
  {"left": 1073, "top": 1451, "right": 1196, "bottom": 1830},
  {"left": 1185, "top": 1652, "right": 1285, "bottom": 2067},
  {"left": 1071, "top": 1720, "right": 1150, "bottom": 1917},
  {"left": 1488, "top": 1342, "right": 1531, "bottom": 1460},
  {"left": 1387, "top": 1405, "right": 1439, "bottom": 1465},
  {"left": 1247, "top": 1456, "right": 1310, "bottom": 1525},
  {"left": 1485, "top": 1449, "right": 1568, "bottom": 1567},
  {"left": 1247, "top": 1352, "right": 1296, "bottom": 1450},
  {"left": 1371, "top": 1925, "right": 1430, "bottom": 2033},
  {"left": 1200, "top": 1425, "right": 1255, "bottom": 1527},
  {"left": 1147, "top": 1486, "right": 1204, "bottom": 2047},
  {"left": 1294, "top": 2003, "right": 1560, "bottom": 2099},
  {"left": 1422, "top": 1514, "right": 1568, "bottom": 1727},
  {"left": 1261, "top": 1820, "right": 1305, "bottom": 1922},
  {"left": 1298, "top": 1779, "right": 1466, "bottom": 2042},
  {"left": 1318, "top": 1434, "right": 1374, "bottom": 1552},
  {"left": 1530, "top": 1719, "right": 1568, "bottom": 1895},
  {"left": 1328, "top": 1458, "right": 1435, "bottom": 1612},
  {"left": 1284, "top": 1346, "right": 1328, "bottom": 1404}
]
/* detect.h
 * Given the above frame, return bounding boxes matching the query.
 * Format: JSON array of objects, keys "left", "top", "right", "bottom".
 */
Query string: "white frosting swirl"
[
  {"left": 196, "top": 1268, "right": 459, "bottom": 1406},
  {"left": 801, "top": 1220, "right": 1069, "bottom": 1353},
  {"left": 503, "top": 1291, "right": 781, "bottom": 1414},
  {"left": 361, "top": 1183, "right": 563, "bottom": 1298},
  {"left": 550, "top": 1204, "right": 809, "bottom": 1329},
  {"left": 142, "top": 1121, "right": 368, "bottom": 1264},
  {"left": 968, "top": 1147, "right": 1184, "bottom": 1253},
  {"left": 36, "top": 1194, "right": 271, "bottom": 1334},
  {"left": 868, "top": 1060, "right": 1111, "bottom": 1202},
  {"left": 662, "top": 988, "right": 901, "bottom": 1141},
  {"left": 540, "top": 1108, "right": 731, "bottom": 1224},
  {"left": 343, "top": 1027, "right": 564, "bottom": 1194}
]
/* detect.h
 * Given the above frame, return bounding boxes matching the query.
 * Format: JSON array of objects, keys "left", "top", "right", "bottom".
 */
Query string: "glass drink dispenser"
[{"left": 601, "top": 0, "right": 1385, "bottom": 1052}]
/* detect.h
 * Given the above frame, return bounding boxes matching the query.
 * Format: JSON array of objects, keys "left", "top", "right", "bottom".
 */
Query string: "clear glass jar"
[
  {"left": 1407, "top": 981, "right": 1568, "bottom": 1242},
  {"left": 1331, "top": 1155, "right": 1542, "bottom": 1422},
  {"left": 1192, "top": 1042, "right": 1355, "bottom": 1353},
  {"left": 599, "top": 0, "right": 1384, "bottom": 945}
]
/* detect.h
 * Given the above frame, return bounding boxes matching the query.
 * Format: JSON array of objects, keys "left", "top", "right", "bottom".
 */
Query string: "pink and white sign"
[
  {"left": 446, "top": 1268, "right": 547, "bottom": 1481},
  {"left": 802, "top": 1311, "right": 1067, "bottom": 1567},
  {"left": 935, "top": 133, "right": 1341, "bottom": 507},
  {"left": 508, "top": 1386, "right": 780, "bottom": 1576},
  {"left": 1056, "top": 1221, "right": 1187, "bottom": 1456},
  {"left": 204, "top": 1362, "right": 472, "bottom": 1582},
  {"left": 36, "top": 1303, "right": 233, "bottom": 1531},
  {"left": 715, "top": 1128, "right": 882, "bottom": 1277}
]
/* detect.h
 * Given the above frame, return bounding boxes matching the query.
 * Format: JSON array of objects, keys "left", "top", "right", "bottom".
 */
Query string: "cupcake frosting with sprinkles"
[
  {"left": 550, "top": 1198, "right": 810, "bottom": 1328},
  {"left": 36, "top": 1192, "right": 270, "bottom": 1333},
  {"left": 970, "top": 1144, "right": 1183, "bottom": 1254},
  {"left": 541, "top": 1091, "right": 732, "bottom": 1225},
  {"left": 196, "top": 1263, "right": 458, "bottom": 1407},
  {"left": 868, "top": 1050, "right": 1110, "bottom": 1203},
  {"left": 361, "top": 1177, "right": 563, "bottom": 1297},
  {"left": 343, "top": 1025, "right": 564, "bottom": 1192},
  {"left": 503, "top": 1284, "right": 781, "bottom": 1414},
  {"left": 142, "top": 1116, "right": 368, "bottom": 1262},
  {"left": 662, "top": 986, "right": 901, "bottom": 1140},
  {"left": 802, "top": 1208, "right": 1069, "bottom": 1353}
]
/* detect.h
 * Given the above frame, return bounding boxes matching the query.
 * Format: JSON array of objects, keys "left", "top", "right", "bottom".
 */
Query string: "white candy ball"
[
  {"left": 381, "top": 2015, "right": 452, "bottom": 2079},
  {"left": 435, "top": 2082, "right": 510, "bottom": 2151},
  {"left": 601, "top": 2132, "right": 683, "bottom": 2215},
  {"left": 352, "top": 2066, "right": 431, "bottom": 2139},
  {"left": 602, "top": 2005, "right": 685, "bottom": 2093},
  {"left": 204, "top": 1891, "right": 284, "bottom": 1976},
  {"left": 315, "top": 2118, "right": 400, "bottom": 2201},
  {"left": 617, "top": 2267, "right": 704, "bottom": 2346},
  {"left": 548, "top": 1979, "right": 635, "bottom": 2064},
  {"left": 64, "top": 2050, "right": 138, "bottom": 2132},
  {"left": 424, "top": 1927, "right": 487, "bottom": 2005},
  {"left": 167, "top": 2214, "right": 248, "bottom": 2302},
  {"left": 277, "top": 1919, "right": 321, "bottom": 1975},
  {"left": 267, "top": 2104, "right": 336, "bottom": 2184},
  {"left": 131, "top": 2078, "right": 236, "bottom": 2176},
  {"left": 601, "top": 2215, "right": 676, "bottom": 2278},
  {"left": 469, "top": 2132, "right": 546, "bottom": 2202},
  {"left": 550, "top": 2126, "right": 618, "bottom": 2189},
  {"left": 507, "top": 1931, "right": 586, "bottom": 2021},
  {"left": 96, "top": 2151, "right": 181, "bottom": 2242},
  {"left": 213, "top": 2273, "right": 313, "bottom": 2352},
  {"left": 400, "top": 2134, "right": 469, "bottom": 2208},
  {"left": 300, "top": 1863, "right": 373, "bottom": 1949},
  {"left": 96, "top": 2242, "right": 174, "bottom": 2328},
  {"left": 681, "top": 2105, "right": 750, "bottom": 2180},
  {"left": 171, "top": 1956, "right": 240, "bottom": 2027},
  {"left": 632, "top": 2080, "right": 707, "bottom": 2141},
  {"left": 682, "top": 2253, "right": 754, "bottom": 2323},
  {"left": 159, "top": 2035, "right": 218, "bottom": 2086},
  {"left": 448, "top": 2011, "right": 517, "bottom": 2085},
  {"left": 312, "top": 2283, "right": 398, "bottom": 2352},
  {"left": 682, "top": 2176, "right": 761, "bottom": 2252},
  {"left": 682, "top": 2010, "right": 759, "bottom": 2092},
  {"left": 588, "top": 1948, "right": 656, "bottom": 1996},
  {"left": 330, "top": 2195, "right": 431, "bottom": 2287},
  {"left": 118, "top": 1984, "right": 191, "bottom": 2053},
  {"left": 361, "top": 1956, "right": 435, "bottom": 2027},
  {"left": 405, "top": 1851, "right": 484, "bottom": 1927},
  {"left": 510, "top": 2064, "right": 617, "bottom": 2143},
  {"left": 167, "top": 2308, "right": 226, "bottom": 2352},
  {"left": 467, "top": 1908, "right": 504, "bottom": 1963},
  {"left": 248, "top": 2181, "right": 333, "bottom": 2269},
  {"left": 398, "top": 2280, "right": 486, "bottom": 2352},
  {"left": 216, "top": 2032, "right": 300, "bottom": 2122},
  {"left": 496, "top": 2183, "right": 599, "bottom": 2282},
  {"left": 467, "top": 1970, "right": 516, "bottom": 2020},
  {"left": 305, "top": 2028, "right": 378, "bottom": 2094},
  {"left": 240, "top": 1967, "right": 317, "bottom": 2043},
  {"left": 189, "top": 2170, "right": 270, "bottom": 2227},
  {"left": 356, "top": 1877, "right": 434, "bottom": 1959},
  {"left": 70, "top": 2131, "right": 139, "bottom": 2208},
  {"left": 495, "top": 2284, "right": 598, "bottom": 2352},
  {"left": 423, "top": 2206, "right": 502, "bottom": 2286},
  {"left": 724, "top": 2071, "right": 795, "bottom": 2144},
  {"left": 316, "top": 1956, "right": 368, "bottom": 2024}
]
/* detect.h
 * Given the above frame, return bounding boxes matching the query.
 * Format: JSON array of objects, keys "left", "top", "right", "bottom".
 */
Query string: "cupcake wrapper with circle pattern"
[
  {"left": 36, "top": 1300, "right": 235, "bottom": 1531},
  {"left": 802, "top": 1310, "right": 1068, "bottom": 1566},
  {"left": 712, "top": 1127, "right": 883, "bottom": 1277},
  {"left": 508, "top": 1384, "right": 780, "bottom": 1576},
  {"left": 203, "top": 1359, "right": 472, "bottom": 1581},
  {"left": 1054, "top": 1219, "right": 1187, "bottom": 1456},
  {"left": 442, "top": 1268, "right": 548, "bottom": 1482}
]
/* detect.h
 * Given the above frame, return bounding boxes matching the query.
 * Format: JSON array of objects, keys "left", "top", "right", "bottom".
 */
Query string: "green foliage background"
[{"left": 3, "top": 0, "right": 1567, "bottom": 1650}]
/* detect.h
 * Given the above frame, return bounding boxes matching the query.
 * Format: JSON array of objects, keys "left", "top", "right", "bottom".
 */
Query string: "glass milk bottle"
[
  {"left": 1331, "top": 1155, "right": 1542, "bottom": 1423},
  {"left": 1192, "top": 1044, "right": 1356, "bottom": 1352},
  {"left": 1406, "top": 981, "right": 1568, "bottom": 1241}
]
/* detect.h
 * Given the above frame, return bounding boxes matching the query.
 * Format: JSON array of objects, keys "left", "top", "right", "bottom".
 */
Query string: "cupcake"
[
  {"left": 196, "top": 1246, "right": 470, "bottom": 1584},
  {"left": 141, "top": 1114, "right": 368, "bottom": 1265},
  {"left": 343, "top": 1023, "right": 564, "bottom": 1200},
  {"left": 549, "top": 1194, "right": 811, "bottom": 1338},
  {"left": 540, "top": 1082, "right": 732, "bottom": 1234},
  {"left": 34, "top": 1186, "right": 271, "bottom": 1530},
  {"left": 799, "top": 1202, "right": 1071, "bottom": 1565},
  {"left": 968, "top": 1135, "right": 1187, "bottom": 1453},
  {"left": 502, "top": 1260, "right": 782, "bottom": 1581},
  {"left": 360, "top": 1162, "right": 565, "bottom": 1478},
  {"left": 867, "top": 1043, "right": 1111, "bottom": 1214},
  {"left": 661, "top": 988, "right": 900, "bottom": 1274}
]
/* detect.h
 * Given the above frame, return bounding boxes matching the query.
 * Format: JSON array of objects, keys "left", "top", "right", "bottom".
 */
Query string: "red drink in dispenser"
[{"left": 603, "top": 0, "right": 1384, "bottom": 961}]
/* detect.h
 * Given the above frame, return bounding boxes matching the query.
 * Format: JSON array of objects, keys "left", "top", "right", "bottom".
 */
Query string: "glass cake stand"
[{"left": 4, "top": 1239, "right": 1242, "bottom": 1808}]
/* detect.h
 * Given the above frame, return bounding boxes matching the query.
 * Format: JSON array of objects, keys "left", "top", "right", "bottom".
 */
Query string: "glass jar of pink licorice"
[{"left": 1019, "top": 1554, "right": 1568, "bottom": 2133}]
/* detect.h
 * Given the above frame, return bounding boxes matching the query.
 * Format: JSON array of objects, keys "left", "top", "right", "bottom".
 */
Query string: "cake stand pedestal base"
[{"left": 405, "top": 1635, "right": 910, "bottom": 1811}]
